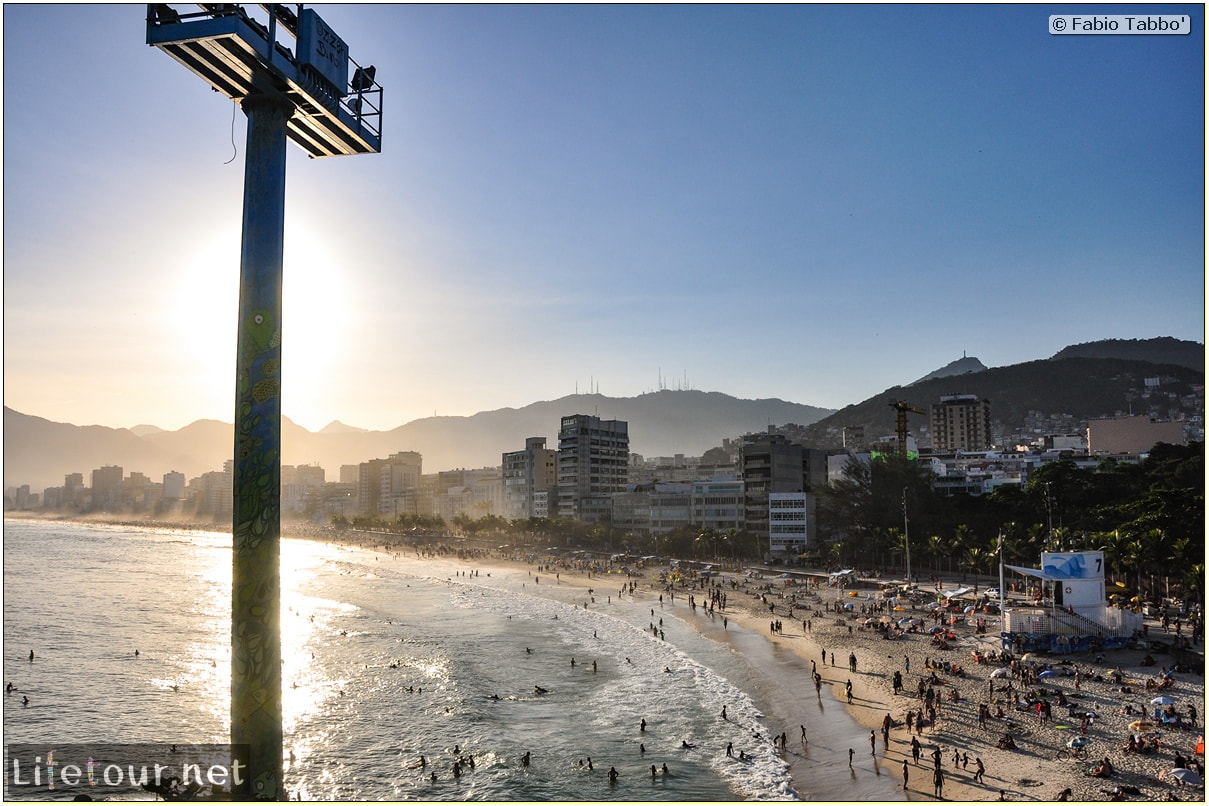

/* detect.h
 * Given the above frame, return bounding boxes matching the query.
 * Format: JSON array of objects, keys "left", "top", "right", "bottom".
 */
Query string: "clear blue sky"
[{"left": 4, "top": 4, "right": 1204, "bottom": 432}]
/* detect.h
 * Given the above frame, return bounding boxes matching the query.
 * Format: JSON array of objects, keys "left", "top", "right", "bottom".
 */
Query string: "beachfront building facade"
[
  {"left": 741, "top": 433, "right": 826, "bottom": 559},
  {"left": 692, "top": 478, "right": 744, "bottom": 533},
  {"left": 557, "top": 414, "right": 629, "bottom": 523},
  {"left": 768, "top": 492, "right": 808, "bottom": 555},
  {"left": 502, "top": 437, "right": 559, "bottom": 520},
  {"left": 929, "top": 394, "right": 992, "bottom": 452}
]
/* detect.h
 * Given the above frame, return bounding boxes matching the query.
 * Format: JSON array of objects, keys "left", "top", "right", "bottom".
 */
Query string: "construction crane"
[{"left": 889, "top": 400, "right": 926, "bottom": 457}]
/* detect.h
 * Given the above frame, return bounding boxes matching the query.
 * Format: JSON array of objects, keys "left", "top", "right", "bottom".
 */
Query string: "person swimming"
[{"left": 534, "top": 686, "right": 548, "bottom": 694}]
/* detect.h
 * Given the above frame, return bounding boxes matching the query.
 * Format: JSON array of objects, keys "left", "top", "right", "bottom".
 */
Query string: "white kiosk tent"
[{"left": 1000, "top": 551, "right": 1142, "bottom": 653}]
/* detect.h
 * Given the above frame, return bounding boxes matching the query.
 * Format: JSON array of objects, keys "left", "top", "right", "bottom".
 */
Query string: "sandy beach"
[
  {"left": 389, "top": 538, "right": 1205, "bottom": 803},
  {"left": 12, "top": 515, "right": 1203, "bottom": 802}
]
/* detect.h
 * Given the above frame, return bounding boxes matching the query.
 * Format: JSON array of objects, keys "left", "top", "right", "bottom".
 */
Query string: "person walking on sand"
[
  {"left": 869, "top": 730, "right": 876, "bottom": 754},
  {"left": 933, "top": 766, "right": 945, "bottom": 798},
  {"left": 903, "top": 759, "right": 910, "bottom": 789},
  {"left": 848, "top": 748, "right": 854, "bottom": 767},
  {"left": 974, "top": 756, "right": 985, "bottom": 784}
]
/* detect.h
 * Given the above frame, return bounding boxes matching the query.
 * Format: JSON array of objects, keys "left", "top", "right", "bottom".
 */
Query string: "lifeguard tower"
[
  {"left": 1002, "top": 551, "right": 1143, "bottom": 654},
  {"left": 147, "top": 4, "right": 382, "bottom": 798}
]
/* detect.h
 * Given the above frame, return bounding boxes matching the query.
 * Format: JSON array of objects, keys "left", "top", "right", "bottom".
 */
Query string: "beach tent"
[{"left": 1164, "top": 768, "right": 1203, "bottom": 786}]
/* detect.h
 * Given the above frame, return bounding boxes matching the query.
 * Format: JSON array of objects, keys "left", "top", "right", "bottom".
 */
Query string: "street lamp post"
[{"left": 902, "top": 487, "right": 911, "bottom": 585}]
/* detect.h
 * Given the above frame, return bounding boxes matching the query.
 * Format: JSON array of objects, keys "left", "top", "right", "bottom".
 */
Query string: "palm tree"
[{"left": 926, "top": 533, "right": 946, "bottom": 576}]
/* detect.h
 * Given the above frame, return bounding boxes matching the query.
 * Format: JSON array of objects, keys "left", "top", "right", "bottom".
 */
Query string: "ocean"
[{"left": 2, "top": 519, "right": 905, "bottom": 801}]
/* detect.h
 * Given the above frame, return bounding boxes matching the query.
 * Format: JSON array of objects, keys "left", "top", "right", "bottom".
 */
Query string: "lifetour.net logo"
[{"left": 5, "top": 744, "right": 251, "bottom": 801}]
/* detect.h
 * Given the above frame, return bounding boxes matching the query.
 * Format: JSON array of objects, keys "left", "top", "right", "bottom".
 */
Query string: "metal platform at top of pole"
[{"left": 147, "top": 3, "right": 382, "bottom": 157}]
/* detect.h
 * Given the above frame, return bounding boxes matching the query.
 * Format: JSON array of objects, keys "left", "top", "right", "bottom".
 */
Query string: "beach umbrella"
[
  {"left": 1128, "top": 720, "right": 1154, "bottom": 732},
  {"left": 1038, "top": 670, "right": 1057, "bottom": 679},
  {"left": 964, "top": 606, "right": 976, "bottom": 614},
  {"left": 929, "top": 626, "right": 944, "bottom": 634},
  {"left": 1165, "top": 768, "right": 1203, "bottom": 786},
  {"left": 1151, "top": 696, "right": 1176, "bottom": 706},
  {"left": 991, "top": 667, "right": 1010, "bottom": 678}
]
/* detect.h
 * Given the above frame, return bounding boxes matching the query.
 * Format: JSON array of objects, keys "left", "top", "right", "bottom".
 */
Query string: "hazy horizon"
[{"left": 4, "top": 5, "right": 1204, "bottom": 433}]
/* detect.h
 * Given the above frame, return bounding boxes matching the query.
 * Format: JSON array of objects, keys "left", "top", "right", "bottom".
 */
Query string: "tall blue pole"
[{"left": 231, "top": 92, "right": 291, "bottom": 800}]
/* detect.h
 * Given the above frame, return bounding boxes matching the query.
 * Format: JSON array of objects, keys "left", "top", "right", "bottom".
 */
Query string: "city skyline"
[{"left": 4, "top": 4, "right": 1204, "bottom": 433}]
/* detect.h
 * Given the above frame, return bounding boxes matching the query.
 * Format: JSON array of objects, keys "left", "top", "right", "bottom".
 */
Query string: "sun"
[
  {"left": 280, "top": 220, "right": 351, "bottom": 428},
  {"left": 171, "top": 220, "right": 350, "bottom": 429},
  {"left": 173, "top": 234, "right": 240, "bottom": 413}
]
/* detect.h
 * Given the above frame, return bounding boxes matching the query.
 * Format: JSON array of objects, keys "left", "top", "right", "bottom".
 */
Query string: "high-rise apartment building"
[
  {"left": 502, "top": 437, "right": 558, "bottom": 519},
  {"left": 930, "top": 394, "right": 992, "bottom": 452},
  {"left": 90, "top": 465, "right": 124, "bottom": 511},
  {"left": 740, "top": 434, "right": 829, "bottom": 558},
  {"left": 557, "top": 414, "right": 629, "bottom": 523}
]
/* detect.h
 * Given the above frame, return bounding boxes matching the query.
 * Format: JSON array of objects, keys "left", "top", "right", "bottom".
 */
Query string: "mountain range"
[
  {"left": 4, "top": 392, "right": 832, "bottom": 493},
  {"left": 4, "top": 338, "right": 1202, "bottom": 493}
]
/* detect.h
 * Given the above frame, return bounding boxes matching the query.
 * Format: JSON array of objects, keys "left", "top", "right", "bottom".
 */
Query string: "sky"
[{"left": 3, "top": 4, "right": 1205, "bottom": 433}]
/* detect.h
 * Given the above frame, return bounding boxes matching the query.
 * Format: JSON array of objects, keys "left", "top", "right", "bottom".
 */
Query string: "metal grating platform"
[{"left": 147, "top": 4, "right": 381, "bottom": 157}]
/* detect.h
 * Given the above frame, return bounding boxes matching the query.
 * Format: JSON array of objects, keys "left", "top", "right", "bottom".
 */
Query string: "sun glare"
[
  {"left": 175, "top": 236, "right": 240, "bottom": 414},
  {"left": 282, "top": 223, "right": 351, "bottom": 428},
  {"left": 173, "top": 222, "right": 350, "bottom": 429}
]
